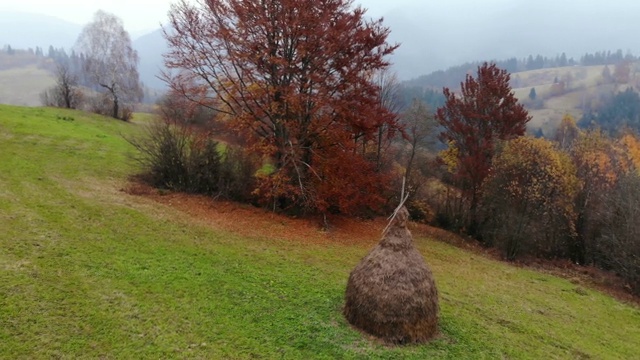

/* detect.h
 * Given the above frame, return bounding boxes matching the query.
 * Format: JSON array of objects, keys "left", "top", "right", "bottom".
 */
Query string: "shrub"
[
  {"left": 130, "top": 119, "right": 190, "bottom": 190},
  {"left": 218, "top": 146, "right": 258, "bottom": 202},
  {"left": 128, "top": 116, "right": 257, "bottom": 200}
]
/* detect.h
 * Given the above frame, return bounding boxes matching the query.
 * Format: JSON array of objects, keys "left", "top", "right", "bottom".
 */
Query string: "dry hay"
[{"left": 344, "top": 206, "right": 439, "bottom": 344}]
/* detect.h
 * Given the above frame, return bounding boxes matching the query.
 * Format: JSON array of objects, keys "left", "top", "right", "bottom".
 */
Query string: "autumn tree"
[
  {"left": 563, "top": 130, "right": 640, "bottom": 290},
  {"left": 613, "top": 61, "right": 631, "bottom": 84},
  {"left": 164, "top": 0, "right": 399, "bottom": 214},
  {"left": 569, "top": 130, "right": 620, "bottom": 264},
  {"left": 481, "top": 137, "right": 578, "bottom": 259},
  {"left": 76, "top": 10, "right": 142, "bottom": 120},
  {"left": 436, "top": 62, "right": 531, "bottom": 232},
  {"left": 554, "top": 114, "right": 580, "bottom": 150},
  {"left": 598, "top": 168, "right": 640, "bottom": 295}
]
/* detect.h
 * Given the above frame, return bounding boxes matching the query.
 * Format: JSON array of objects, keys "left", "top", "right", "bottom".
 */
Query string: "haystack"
[{"left": 344, "top": 206, "right": 439, "bottom": 344}]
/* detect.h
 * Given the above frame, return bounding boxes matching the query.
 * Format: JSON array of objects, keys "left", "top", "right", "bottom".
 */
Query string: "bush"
[
  {"left": 131, "top": 119, "right": 190, "bottom": 190},
  {"left": 128, "top": 117, "right": 257, "bottom": 200},
  {"left": 218, "top": 146, "right": 257, "bottom": 202},
  {"left": 87, "top": 93, "right": 112, "bottom": 117}
]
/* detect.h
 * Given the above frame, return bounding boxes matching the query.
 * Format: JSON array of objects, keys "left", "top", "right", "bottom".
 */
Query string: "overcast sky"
[
  {"left": 0, "top": 0, "right": 514, "bottom": 32},
  {"left": 2, "top": 0, "right": 640, "bottom": 79}
]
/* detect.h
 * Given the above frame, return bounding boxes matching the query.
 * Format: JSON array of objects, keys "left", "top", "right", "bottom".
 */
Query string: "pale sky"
[
  {"left": 2, "top": 0, "right": 639, "bottom": 79},
  {"left": 0, "top": 0, "right": 521, "bottom": 33},
  {"left": 0, "top": 0, "right": 173, "bottom": 33}
]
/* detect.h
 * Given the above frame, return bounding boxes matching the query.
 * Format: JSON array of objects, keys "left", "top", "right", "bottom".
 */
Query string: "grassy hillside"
[
  {"left": 511, "top": 64, "right": 637, "bottom": 135},
  {"left": 0, "top": 65, "right": 55, "bottom": 106},
  {"left": 1, "top": 105, "right": 639, "bottom": 359}
]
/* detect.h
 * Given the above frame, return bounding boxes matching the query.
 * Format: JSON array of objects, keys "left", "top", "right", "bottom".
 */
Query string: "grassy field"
[
  {"left": 511, "top": 64, "right": 635, "bottom": 135},
  {"left": 0, "top": 65, "right": 55, "bottom": 106},
  {"left": 0, "top": 105, "right": 639, "bottom": 359}
]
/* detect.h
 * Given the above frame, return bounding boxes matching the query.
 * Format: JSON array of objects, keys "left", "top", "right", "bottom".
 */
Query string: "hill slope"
[
  {"left": 0, "top": 105, "right": 638, "bottom": 358},
  {"left": 510, "top": 64, "right": 634, "bottom": 134},
  {"left": 0, "top": 64, "right": 55, "bottom": 106}
]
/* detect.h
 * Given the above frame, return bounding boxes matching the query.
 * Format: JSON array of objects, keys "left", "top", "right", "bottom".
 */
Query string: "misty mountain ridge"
[
  {"left": 132, "top": 28, "right": 167, "bottom": 89},
  {"left": 383, "top": 1, "right": 640, "bottom": 79},
  {"left": 4, "top": 3, "right": 640, "bottom": 88}
]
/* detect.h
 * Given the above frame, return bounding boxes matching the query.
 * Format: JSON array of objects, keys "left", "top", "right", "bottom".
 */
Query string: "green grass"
[{"left": 1, "top": 104, "right": 639, "bottom": 359}]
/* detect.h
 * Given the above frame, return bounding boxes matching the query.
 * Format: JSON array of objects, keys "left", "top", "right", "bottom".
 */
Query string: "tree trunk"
[
  {"left": 112, "top": 95, "right": 119, "bottom": 119},
  {"left": 376, "top": 126, "right": 383, "bottom": 171}
]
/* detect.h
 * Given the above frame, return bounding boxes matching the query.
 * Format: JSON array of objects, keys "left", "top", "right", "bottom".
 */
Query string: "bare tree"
[
  {"left": 403, "top": 99, "right": 437, "bottom": 183},
  {"left": 373, "top": 70, "right": 402, "bottom": 171},
  {"left": 75, "top": 10, "right": 142, "bottom": 120},
  {"left": 40, "top": 62, "right": 82, "bottom": 109},
  {"left": 598, "top": 172, "right": 640, "bottom": 294}
]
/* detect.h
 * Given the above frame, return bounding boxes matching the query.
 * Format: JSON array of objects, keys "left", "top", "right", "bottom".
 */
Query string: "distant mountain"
[
  {"left": 133, "top": 28, "right": 168, "bottom": 90},
  {"left": 0, "top": 12, "right": 81, "bottom": 50},
  {"left": 382, "top": 1, "right": 640, "bottom": 81}
]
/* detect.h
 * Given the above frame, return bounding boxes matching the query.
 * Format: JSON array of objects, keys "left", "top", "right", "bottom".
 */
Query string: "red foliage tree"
[
  {"left": 164, "top": 0, "right": 399, "bottom": 214},
  {"left": 436, "top": 62, "right": 531, "bottom": 230}
]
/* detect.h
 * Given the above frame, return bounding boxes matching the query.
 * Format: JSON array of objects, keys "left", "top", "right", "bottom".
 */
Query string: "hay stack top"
[
  {"left": 380, "top": 206, "right": 412, "bottom": 249},
  {"left": 344, "top": 206, "right": 439, "bottom": 344}
]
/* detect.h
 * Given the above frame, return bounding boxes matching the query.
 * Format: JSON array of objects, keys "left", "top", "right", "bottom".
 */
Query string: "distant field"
[
  {"left": 1, "top": 104, "right": 639, "bottom": 358},
  {"left": 511, "top": 64, "right": 639, "bottom": 135},
  {"left": 0, "top": 65, "right": 55, "bottom": 106}
]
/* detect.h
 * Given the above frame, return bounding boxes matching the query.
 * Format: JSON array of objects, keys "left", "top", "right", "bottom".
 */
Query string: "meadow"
[
  {"left": 0, "top": 105, "right": 638, "bottom": 359},
  {"left": 0, "top": 65, "right": 55, "bottom": 106}
]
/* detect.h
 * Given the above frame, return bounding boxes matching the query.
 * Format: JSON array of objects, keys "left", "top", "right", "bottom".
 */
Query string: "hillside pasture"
[
  {"left": 0, "top": 64, "right": 55, "bottom": 106},
  {"left": 512, "top": 65, "right": 613, "bottom": 134},
  {"left": 0, "top": 105, "right": 638, "bottom": 359}
]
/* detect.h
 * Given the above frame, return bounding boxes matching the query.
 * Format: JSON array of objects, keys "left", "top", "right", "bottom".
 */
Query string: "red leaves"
[
  {"left": 164, "top": 0, "right": 399, "bottom": 214},
  {"left": 436, "top": 63, "right": 531, "bottom": 207}
]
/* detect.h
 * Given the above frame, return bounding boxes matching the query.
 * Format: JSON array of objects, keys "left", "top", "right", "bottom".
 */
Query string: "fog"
[{"left": 2, "top": 0, "right": 640, "bottom": 79}]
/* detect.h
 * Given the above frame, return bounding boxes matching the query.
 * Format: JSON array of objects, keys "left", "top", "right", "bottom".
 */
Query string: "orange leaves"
[
  {"left": 570, "top": 130, "right": 620, "bottom": 190},
  {"left": 554, "top": 114, "right": 580, "bottom": 150},
  {"left": 617, "top": 132, "right": 640, "bottom": 172}
]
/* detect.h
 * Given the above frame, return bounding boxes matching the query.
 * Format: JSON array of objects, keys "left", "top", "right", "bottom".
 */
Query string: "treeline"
[
  {"left": 580, "top": 87, "right": 640, "bottom": 134},
  {"left": 422, "top": 63, "right": 640, "bottom": 294},
  {"left": 407, "top": 49, "right": 639, "bottom": 90}
]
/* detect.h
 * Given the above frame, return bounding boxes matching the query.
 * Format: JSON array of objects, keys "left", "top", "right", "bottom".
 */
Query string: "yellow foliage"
[
  {"left": 482, "top": 136, "right": 579, "bottom": 257},
  {"left": 439, "top": 140, "right": 459, "bottom": 174},
  {"left": 489, "top": 137, "right": 579, "bottom": 214},
  {"left": 618, "top": 132, "right": 640, "bottom": 173},
  {"left": 571, "top": 130, "right": 619, "bottom": 189}
]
